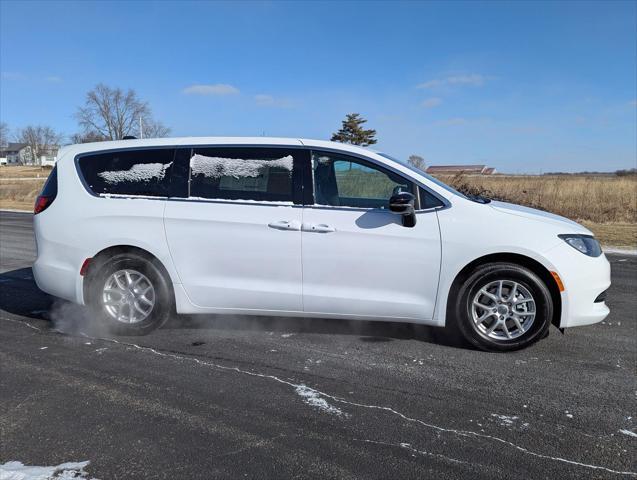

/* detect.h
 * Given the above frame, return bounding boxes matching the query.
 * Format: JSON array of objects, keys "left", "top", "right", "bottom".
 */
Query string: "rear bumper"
[
  {"left": 32, "top": 216, "right": 86, "bottom": 305},
  {"left": 33, "top": 256, "right": 85, "bottom": 304},
  {"left": 546, "top": 242, "right": 611, "bottom": 328}
]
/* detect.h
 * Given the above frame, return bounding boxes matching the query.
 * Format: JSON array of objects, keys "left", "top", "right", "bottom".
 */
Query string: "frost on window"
[
  {"left": 190, "top": 154, "right": 293, "bottom": 179},
  {"left": 190, "top": 154, "right": 293, "bottom": 194},
  {"left": 98, "top": 162, "right": 172, "bottom": 184}
]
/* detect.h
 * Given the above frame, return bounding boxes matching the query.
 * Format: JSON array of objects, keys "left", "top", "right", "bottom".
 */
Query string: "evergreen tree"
[{"left": 331, "top": 113, "right": 377, "bottom": 146}]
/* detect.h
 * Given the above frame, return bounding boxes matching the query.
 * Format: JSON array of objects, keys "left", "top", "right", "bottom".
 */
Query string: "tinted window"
[
  {"left": 312, "top": 152, "right": 412, "bottom": 209},
  {"left": 78, "top": 148, "right": 176, "bottom": 196},
  {"left": 189, "top": 147, "right": 299, "bottom": 202},
  {"left": 419, "top": 187, "right": 444, "bottom": 209},
  {"left": 40, "top": 166, "right": 58, "bottom": 198}
]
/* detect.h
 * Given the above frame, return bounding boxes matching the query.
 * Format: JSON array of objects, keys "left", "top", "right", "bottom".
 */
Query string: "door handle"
[
  {"left": 302, "top": 223, "right": 336, "bottom": 233},
  {"left": 268, "top": 220, "right": 301, "bottom": 231}
]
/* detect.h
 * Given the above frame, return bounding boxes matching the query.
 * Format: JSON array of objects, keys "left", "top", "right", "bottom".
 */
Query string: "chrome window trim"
[{"left": 166, "top": 197, "right": 302, "bottom": 208}]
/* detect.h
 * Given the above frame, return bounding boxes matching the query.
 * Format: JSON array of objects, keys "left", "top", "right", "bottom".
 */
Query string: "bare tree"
[
  {"left": 70, "top": 131, "right": 109, "bottom": 144},
  {"left": 0, "top": 122, "right": 9, "bottom": 147},
  {"left": 141, "top": 119, "right": 170, "bottom": 139},
  {"left": 408, "top": 154, "right": 426, "bottom": 171},
  {"left": 75, "top": 84, "right": 170, "bottom": 140},
  {"left": 16, "top": 125, "right": 63, "bottom": 165}
]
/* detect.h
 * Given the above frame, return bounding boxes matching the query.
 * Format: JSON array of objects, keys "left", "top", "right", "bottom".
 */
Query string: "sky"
[{"left": 1, "top": 0, "right": 635, "bottom": 173}]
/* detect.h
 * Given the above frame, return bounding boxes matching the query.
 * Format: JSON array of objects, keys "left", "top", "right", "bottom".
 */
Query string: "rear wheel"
[
  {"left": 452, "top": 263, "right": 552, "bottom": 351},
  {"left": 89, "top": 253, "right": 172, "bottom": 335}
]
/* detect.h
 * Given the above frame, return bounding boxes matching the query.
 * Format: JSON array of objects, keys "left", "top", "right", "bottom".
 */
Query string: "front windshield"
[{"left": 377, "top": 152, "right": 469, "bottom": 200}]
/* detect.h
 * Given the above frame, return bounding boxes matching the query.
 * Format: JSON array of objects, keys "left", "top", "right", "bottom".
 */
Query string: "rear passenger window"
[
  {"left": 78, "top": 149, "right": 176, "bottom": 197},
  {"left": 189, "top": 147, "right": 299, "bottom": 203}
]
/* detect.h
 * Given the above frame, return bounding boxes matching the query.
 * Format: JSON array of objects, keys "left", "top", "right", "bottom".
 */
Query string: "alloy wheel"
[
  {"left": 470, "top": 279, "right": 536, "bottom": 341},
  {"left": 102, "top": 269, "right": 155, "bottom": 324}
]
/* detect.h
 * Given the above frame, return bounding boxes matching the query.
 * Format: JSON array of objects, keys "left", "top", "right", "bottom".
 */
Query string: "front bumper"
[{"left": 546, "top": 241, "right": 611, "bottom": 328}]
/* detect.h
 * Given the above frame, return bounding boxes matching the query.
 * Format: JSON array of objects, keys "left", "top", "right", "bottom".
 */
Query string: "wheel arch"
[
  {"left": 82, "top": 245, "right": 176, "bottom": 309},
  {"left": 445, "top": 252, "right": 562, "bottom": 328}
]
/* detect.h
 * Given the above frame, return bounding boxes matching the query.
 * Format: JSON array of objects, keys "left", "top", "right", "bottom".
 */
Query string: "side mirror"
[{"left": 389, "top": 192, "right": 416, "bottom": 227}]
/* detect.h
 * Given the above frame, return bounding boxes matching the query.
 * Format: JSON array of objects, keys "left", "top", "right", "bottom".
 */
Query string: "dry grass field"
[
  {"left": 0, "top": 165, "right": 53, "bottom": 179},
  {"left": 1, "top": 166, "right": 635, "bottom": 247},
  {"left": 442, "top": 174, "right": 637, "bottom": 224}
]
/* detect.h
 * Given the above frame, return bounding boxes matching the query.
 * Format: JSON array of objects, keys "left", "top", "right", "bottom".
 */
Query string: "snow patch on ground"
[
  {"left": 190, "top": 154, "right": 293, "bottom": 179},
  {"left": 619, "top": 429, "right": 637, "bottom": 438},
  {"left": 0, "top": 461, "right": 94, "bottom": 480},
  {"left": 294, "top": 385, "right": 347, "bottom": 416},
  {"left": 490, "top": 414, "right": 520, "bottom": 427},
  {"left": 98, "top": 162, "right": 171, "bottom": 184}
]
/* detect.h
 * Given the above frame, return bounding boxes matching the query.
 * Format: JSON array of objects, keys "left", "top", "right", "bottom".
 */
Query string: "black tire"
[
  {"left": 451, "top": 262, "right": 552, "bottom": 352},
  {"left": 88, "top": 253, "right": 172, "bottom": 335}
]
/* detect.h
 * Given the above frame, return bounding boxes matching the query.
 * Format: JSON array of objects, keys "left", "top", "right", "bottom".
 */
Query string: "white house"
[
  {"left": 0, "top": 143, "right": 59, "bottom": 166},
  {"left": 0, "top": 143, "right": 32, "bottom": 165}
]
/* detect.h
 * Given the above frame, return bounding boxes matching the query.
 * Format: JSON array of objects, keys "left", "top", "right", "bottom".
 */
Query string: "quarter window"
[
  {"left": 419, "top": 187, "right": 445, "bottom": 209},
  {"left": 189, "top": 147, "right": 299, "bottom": 203},
  {"left": 312, "top": 152, "right": 412, "bottom": 209},
  {"left": 78, "top": 148, "right": 176, "bottom": 197}
]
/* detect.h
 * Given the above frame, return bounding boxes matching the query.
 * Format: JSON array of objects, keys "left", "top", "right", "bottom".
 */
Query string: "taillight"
[{"left": 34, "top": 195, "right": 53, "bottom": 214}]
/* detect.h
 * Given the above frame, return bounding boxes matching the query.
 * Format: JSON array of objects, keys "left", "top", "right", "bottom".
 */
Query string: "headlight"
[{"left": 558, "top": 234, "right": 602, "bottom": 257}]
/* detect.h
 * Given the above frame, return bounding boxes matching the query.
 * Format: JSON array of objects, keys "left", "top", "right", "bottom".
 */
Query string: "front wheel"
[
  {"left": 88, "top": 253, "right": 172, "bottom": 335},
  {"left": 452, "top": 263, "right": 553, "bottom": 352}
]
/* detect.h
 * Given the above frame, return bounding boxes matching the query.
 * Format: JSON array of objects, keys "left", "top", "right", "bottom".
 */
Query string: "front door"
[
  {"left": 164, "top": 146, "right": 307, "bottom": 313},
  {"left": 301, "top": 151, "right": 441, "bottom": 321}
]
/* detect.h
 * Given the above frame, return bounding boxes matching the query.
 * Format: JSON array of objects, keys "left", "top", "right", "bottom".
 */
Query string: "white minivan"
[{"left": 32, "top": 137, "right": 610, "bottom": 351}]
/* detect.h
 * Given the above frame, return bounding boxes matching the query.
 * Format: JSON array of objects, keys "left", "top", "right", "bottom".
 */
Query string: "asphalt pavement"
[{"left": 1, "top": 211, "right": 635, "bottom": 479}]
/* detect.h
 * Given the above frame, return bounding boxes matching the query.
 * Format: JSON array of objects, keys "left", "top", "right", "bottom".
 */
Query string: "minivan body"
[{"left": 32, "top": 137, "right": 611, "bottom": 351}]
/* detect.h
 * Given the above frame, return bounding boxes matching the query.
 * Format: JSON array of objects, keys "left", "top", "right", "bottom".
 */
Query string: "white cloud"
[
  {"left": 183, "top": 84, "right": 240, "bottom": 95},
  {"left": 254, "top": 94, "right": 293, "bottom": 108},
  {"left": 629, "top": 99, "right": 637, "bottom": 107},
  {"left": 417, "top": 74, "right": 487, "bottom": 89},
  {"left": 421, "top": 97, "right": 442, "bottom": 108},
  {"left": 255, "top": 94, "right": 275, "bottom": 106},
  {"left": 45, "top": 75, "right": 63, "bottom": 83}
]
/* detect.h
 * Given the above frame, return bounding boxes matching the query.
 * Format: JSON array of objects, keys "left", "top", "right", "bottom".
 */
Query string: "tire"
[
  {"left": 88, "top": 253, "right": 172, "bottom": 335},
  {"left": 451, "top": 262, "right": 552, "bottom": 352}
]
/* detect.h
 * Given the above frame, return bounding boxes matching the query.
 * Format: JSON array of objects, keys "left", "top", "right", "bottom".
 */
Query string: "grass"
[
  {"left": 580, "top": 222, "right": 636, "bottom": 249},
  {"left": 441, "top": 174, "right": 637, "bottom": 224},
  {"left": 0, "top": 165, "right": 52, "bottom": 179},
  {"left": 0, "top": 166, "right": 634, "bottom": 248},
  {"left": 0, "top": 178, "right": 45, "bottom": 211}
]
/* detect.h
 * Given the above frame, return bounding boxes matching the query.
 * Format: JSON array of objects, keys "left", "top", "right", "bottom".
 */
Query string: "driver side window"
[{"left": 312, "top": 152, "right": 412, "bottom": 209}]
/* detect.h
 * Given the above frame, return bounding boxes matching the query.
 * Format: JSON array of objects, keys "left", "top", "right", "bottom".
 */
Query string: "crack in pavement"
[
  {"left": 3, "top": 316, "right": 637, "bottom": 478},
  {"left": 352, "top": 438, "right": 470, "bottom": 466}
]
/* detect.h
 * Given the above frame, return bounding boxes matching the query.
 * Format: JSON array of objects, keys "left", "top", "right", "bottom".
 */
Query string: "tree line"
[
  {"left": 0, "top": 84, "right": 170, "bottom": 162},
  {"left": 1, "top": 87, "right": 428, "bottom": 170}
]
